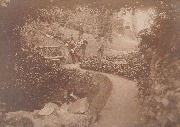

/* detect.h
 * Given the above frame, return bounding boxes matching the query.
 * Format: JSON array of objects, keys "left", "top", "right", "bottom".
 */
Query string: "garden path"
[{"left": 63, "top": 63, "right": 144, "bottom": 127}]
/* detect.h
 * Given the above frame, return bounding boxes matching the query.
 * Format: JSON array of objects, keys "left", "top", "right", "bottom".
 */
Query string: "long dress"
[{"left": 62, "top": 44, "right": 70, "bottom": 63}]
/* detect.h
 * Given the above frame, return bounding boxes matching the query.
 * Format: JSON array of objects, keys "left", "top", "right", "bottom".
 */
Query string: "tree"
[
  {"left": 138, "top": 3, "right": 180, "bottom": 126},
  {"left": 0, "top": 0, "right": 53, "bottom": 81}
]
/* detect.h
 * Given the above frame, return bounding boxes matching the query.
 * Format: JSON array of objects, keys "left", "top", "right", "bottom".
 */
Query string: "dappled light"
[{"left": 136, "top": 9, "right": 155, "bottom": 31}]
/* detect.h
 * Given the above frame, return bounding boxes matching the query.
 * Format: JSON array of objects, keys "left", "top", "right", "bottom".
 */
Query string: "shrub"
[
  {"left": 0, "top": 46, "right": 100, "bottom": 112},
  {"left": 137, "top": 4, "right": 180, "bottom": 127},
  {"left": 80, "top": 53, "right": 150, "bottom": 81}
]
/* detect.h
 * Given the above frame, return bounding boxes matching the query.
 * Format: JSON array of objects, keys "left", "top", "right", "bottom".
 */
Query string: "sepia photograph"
[{"left": 0, "top": 0, "right": 179, "bottom": 127}]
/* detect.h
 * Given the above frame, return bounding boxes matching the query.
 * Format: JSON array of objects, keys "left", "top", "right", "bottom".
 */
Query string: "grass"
[{"left": 33, "top": 23, "right": 139, "bottom": 56}]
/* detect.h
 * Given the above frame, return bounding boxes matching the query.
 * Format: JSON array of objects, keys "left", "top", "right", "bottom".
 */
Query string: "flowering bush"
[
  {"left": 0, "top": 47, "right": 101, "bottom": 111},
  {"left": 80, "top": 53, "right": 150, "bottom": 81}
]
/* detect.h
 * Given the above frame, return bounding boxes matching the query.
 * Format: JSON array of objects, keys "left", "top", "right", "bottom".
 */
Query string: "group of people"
[
  {"left": 63, "top": 23, "right": 105, "bottom": 63},
  {"left": 64, "top": 35, "right": 88, "bottom": 64}
]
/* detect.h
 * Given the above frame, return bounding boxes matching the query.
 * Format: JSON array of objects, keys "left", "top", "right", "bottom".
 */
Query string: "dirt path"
[
  {"left": 91, "top": 73, "right": 143, "bottom": 127},
  {"left": 63, "top": 64, "right": 144, "bottom": 127}
]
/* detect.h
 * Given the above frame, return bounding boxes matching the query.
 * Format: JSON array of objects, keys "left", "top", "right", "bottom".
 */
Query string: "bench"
[{"left": 44, "top": 56, "right": 65, "bottom": 66}]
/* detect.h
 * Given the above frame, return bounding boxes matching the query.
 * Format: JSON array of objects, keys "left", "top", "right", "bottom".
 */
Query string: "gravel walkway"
[
  {"left": 63, "top": 64, "right": 144, "bottom": 127},
  {"left": 91, "top": 73, "right": 144, "bottom": 127}
]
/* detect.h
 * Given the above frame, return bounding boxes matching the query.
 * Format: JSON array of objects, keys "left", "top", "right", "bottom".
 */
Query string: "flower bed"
[{"left": 80, "top": 53, "right": 150, "bottom": 80}]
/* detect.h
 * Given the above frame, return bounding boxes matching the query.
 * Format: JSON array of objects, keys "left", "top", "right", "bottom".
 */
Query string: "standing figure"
[
  {"left": 97, "top": 44, "right": 104, "bottom": 58},
  {"left": 66, "top": 36, "right": 81, "bottom": 63},
  {"left": 73, "top": 45, "right": 81, "bottom": 63},
  {"left": 76, "top": 39, "right": 88, "bottom": 60},
  {"left": 97, "top": 40, "right": 105, "bottom": 59},
  {"left": 80, "top": 40, "right": 88, "bottom": 59},
  {"left": 67, "top": 39, "right": 76, "bottom": 64}
]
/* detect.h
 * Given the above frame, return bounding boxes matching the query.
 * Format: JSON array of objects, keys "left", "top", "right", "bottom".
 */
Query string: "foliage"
[
  {"left": 0, "top": 43, "right": 101, "bottom": 111},
  {"left": 0, "top": 1, "right": 116, "bottom": 112},
  {"left": 80, "top": 52, "right": 150, "bottom": 81},
  {"left": 37, "top": 5, "right": 113, "bottom": 40},
  {"left": 137, "top": 3, "right": 180, "bottom": 127}
]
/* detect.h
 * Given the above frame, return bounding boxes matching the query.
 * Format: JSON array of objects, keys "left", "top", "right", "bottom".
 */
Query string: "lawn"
[{"left": 36, "top": 23, "right": 139, "bottom": 57}]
